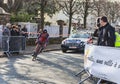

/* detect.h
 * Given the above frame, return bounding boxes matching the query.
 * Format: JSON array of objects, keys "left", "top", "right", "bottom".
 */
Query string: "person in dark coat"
[
  {"left": 21, "top": 25, "right": 28, "bottom": 38},
  {"left": 93, "top": 17, "right": 101, "bottom": 37},
  {"left": 10, "top": 25, "right": 20, "bottom": 54},
  {"left": 94, "top": 16, "right": 116, "bottom": 84},
  {"left": 21, "top": 25, "right": 28, "bottom": 50},
  {"left": 94, "top": 16, "right": 115, "bottom": 47}
]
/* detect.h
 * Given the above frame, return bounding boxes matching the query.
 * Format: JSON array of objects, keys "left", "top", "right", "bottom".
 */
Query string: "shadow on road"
[
  {"left": 0, "top": 55, "right": 57, "bottom": 84},
  {"left": 62, "top": 50, "right": 84, "bottom": 54}
]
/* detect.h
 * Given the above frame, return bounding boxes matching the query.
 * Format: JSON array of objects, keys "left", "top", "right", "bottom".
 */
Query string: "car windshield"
[{"left": 69, "top": 33, "right": 90, "bottom": 38}]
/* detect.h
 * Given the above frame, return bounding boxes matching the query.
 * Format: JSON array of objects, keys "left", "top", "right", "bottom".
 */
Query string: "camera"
[{"left": 97, "top": 18, "right": 101, "bottom": 27}]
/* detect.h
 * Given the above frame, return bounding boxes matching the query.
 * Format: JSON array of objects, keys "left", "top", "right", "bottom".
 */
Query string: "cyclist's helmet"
[{"left": 43, "top": 29, "right": 47, "bottom": 33}]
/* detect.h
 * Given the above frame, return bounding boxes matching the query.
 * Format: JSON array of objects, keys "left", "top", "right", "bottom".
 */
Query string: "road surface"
[{"left": 0, "top": 51, "right": 93, "bottom": 84}]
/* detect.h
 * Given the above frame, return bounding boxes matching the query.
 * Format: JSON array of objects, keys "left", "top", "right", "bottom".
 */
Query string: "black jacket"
[
  {"left": 94, "top": 23, "right": 115, "bottom": 47},
  {"left": 21, "top": 28, "right": 28, "bottom": 38},
  {"left": 11, "top": 29, "right": 20, "bottom": 36}
]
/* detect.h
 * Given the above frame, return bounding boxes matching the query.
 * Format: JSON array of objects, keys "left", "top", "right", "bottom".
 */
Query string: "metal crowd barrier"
[
  {"left": 0, "top": 36, "right": 26, "bottom": 57},
  {"left": 76, "top": 68, "right": 99, "bottom": 84}
]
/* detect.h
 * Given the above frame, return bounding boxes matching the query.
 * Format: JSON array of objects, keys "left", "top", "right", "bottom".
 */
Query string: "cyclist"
[{"left": 32, "top": 29, "right": 49, "bottom": 61}]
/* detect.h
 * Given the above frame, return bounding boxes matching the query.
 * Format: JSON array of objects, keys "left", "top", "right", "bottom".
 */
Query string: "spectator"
[
  {"left": 37, "top": 29, "right": 42, "bottom": 37},
  {"left": 11, "top": 25, "right": 20, "bottom": 36},
  {"left": 93, "top": 17, "right": 101, "bottom": 45},
  {"left": 3, "top": 23, "right": 11, "bottom": 36},
  {"left": 94, "top": 16, "right": 115, "bottom": 47},
  {"left": 2, "top": 23, "right": 11, "bottom": 56},
  {"left": 18, "top": 25, "right": 21, "bottom": 31},
  {"left": 21, "top": 25, "right": 28, "bottom": 38},
  {"left": 94, "top": 16, "right": 115, "bottom": 84},
  {"left": 10, "top": 25, "right": 20, "bottom": 54},
  {"left": 93, "top": 17, "right": 101, "bottom": 37},
  {"left": 99, "top": 16, "right": 115, "bottom": 47},
  {"left": 21, "top": 25, "right": 28, "bottom": 50}
]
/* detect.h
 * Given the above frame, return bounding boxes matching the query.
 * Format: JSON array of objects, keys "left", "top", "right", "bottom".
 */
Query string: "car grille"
[{"left": 66, "top": 43, "right": 79, "bottom": 47}]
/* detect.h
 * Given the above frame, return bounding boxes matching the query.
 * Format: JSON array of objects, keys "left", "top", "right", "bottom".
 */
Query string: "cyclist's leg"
[
  {"left": 32, "top": 44, "right": 38, "bottom": 56},
  {"left": 40, "top": 42, "right": 47, "bottom": 52},
  {"left": 32, "top": 43, "right": 43, "bottom": 61},
  {"left": 32, "top": 44, "right": 40, "bottom": 59},
  {"left": 39, "top": 43, "right": 44, "bottom": 53},
  {"left": 36, "top": 44, "right": 41, "bottom": 55},
  {"left": 35, "top": 44, "right": 41, "bottom": 55}
]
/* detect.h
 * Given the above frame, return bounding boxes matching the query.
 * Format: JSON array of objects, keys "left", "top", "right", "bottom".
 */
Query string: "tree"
[
  {"left": 0, "top": 0, "right": 9, "bottom": 11},
  {"left": 103, "top": 1, "right": 120, "bottom": 23},
  {"left": 40, "top": 0, "right": 46, "bottom": 31},
  {"left": 83, "top": 0, "right": 91, "bottom": 28},
  {"left": 109, "top": 2, "right": 120, "bottom": 23},
  {"left": 93, "top": 0, "right": 120, "bottom": 24},
  {"left": 92, "top": 0, "right": 105, "bottom": 17},
  {"left": 56, "top": 0, "right": 80, "bottom": 35},
  {"left": 10, "top": 12, "right": 33, "bottom": 22},
  {"left": 1, "top": 0, "right": 23, "bottom": 14},
  {"left": 77, "top": 0, "right": 93, "bottom": 29},
  {"left": 24, "top": 0, "right": 59, "bottom": 30}
]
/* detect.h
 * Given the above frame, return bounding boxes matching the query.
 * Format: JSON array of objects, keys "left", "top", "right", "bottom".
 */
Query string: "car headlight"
[
  {"left": 80, "top": 42, "right": 85, "bottom": 46},
  {"left": 76, "top": 40, "right": 81, "bottom": 43},
  {"left": 62, "top": 40, "right": 70, "bottom": 44},
  {"left": 62, "top": 40, "right": 66, "bottom": 44}
]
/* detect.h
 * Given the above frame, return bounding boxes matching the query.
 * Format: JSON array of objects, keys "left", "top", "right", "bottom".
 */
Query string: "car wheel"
[{"left": 62, "top": 49, "right": 67, "bottom": 53}]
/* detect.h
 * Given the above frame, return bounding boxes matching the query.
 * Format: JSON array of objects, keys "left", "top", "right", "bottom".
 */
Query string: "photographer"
[{"left": 94, "top": 16, "right": 116, "bottom": 84}]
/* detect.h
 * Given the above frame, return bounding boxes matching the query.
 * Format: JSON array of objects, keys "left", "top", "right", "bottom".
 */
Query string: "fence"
[
  {"left": 17, "top": 23, "right": 69, "bottom": 38},
  {"left": 0, "top": 36, "right": 26, "bottom": 57},
  {"left": 44, "top": 26, "right": 69, "bottom": 38}
]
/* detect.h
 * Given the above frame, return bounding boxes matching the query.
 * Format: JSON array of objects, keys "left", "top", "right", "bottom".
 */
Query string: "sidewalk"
[
  {"left": 23, "top": 44, "right": 61, "bottom": 54},
  {"left": 0, "top": 44, "right": 61, "bottom": 56}
]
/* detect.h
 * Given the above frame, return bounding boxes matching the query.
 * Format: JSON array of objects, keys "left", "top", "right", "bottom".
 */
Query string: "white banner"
[{"left": 84, "top": 44, "right": 120, "bottom": 84}]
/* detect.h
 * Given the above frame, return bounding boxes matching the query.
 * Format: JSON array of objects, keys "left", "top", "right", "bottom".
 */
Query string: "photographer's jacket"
[{"left": 95, "top": 23, "right": 115, "bottom": 47}]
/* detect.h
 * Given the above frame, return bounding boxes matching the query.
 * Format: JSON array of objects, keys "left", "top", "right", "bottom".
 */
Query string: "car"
[{"left": 61, "top": 33, "right": 92, "bottom": 53}]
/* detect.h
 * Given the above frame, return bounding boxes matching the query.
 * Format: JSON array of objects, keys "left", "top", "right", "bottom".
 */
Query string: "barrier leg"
[
  {"left": 7, "top": 39, "right": 11, "bottom": 57},
  {"left": 75, "top": 69, "right": 86, "bottom": 76},
  {"left": 97, "top": 79, "right": 102, "bottom": 84},
  {"left": 5, "top": 52, "right": 11, "bottom": 57},
  {"left": 79, "top": 74, "right": 91, "bottom": 84},
  {"left": 89, "top": 76, "right": 99, "bottom": 84}
]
